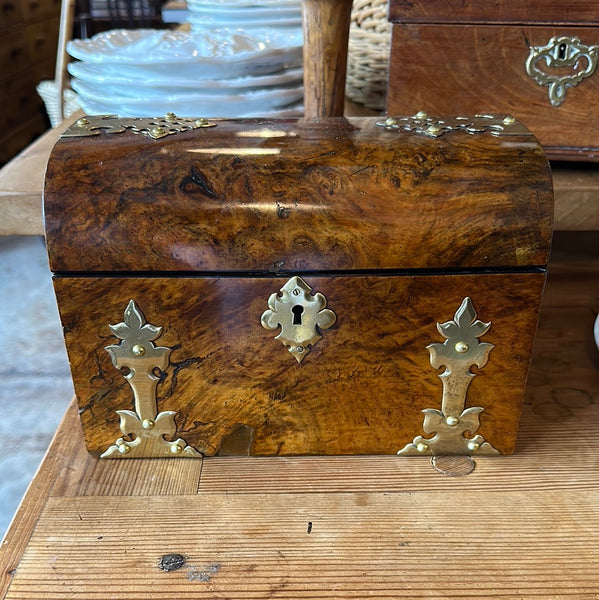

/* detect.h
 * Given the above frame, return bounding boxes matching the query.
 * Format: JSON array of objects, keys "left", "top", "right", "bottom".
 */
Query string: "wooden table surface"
[{"left": 0, "top": 234, "right": 597, "bottom": 599}]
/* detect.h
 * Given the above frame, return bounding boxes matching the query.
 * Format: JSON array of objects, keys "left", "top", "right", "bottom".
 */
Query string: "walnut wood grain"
[
  {"left": 53, "top": 272, "right": 546, "bottom": 457},
  {"left": 388, "top": 0, "right": 599, "bottom": 25},
  {"left": 387, "top": 25, "right": 599, "bottom": 158},
  {"left": 44, "top": 117, "right": 553, "bottom": 272},
  {"left": 199, "top": 265, "right": 599, "bottom": 491}
]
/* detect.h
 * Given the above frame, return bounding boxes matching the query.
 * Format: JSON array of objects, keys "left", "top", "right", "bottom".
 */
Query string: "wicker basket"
[
  {"left": 37, "top": 81, "right": 80, "bottom": 128},
  {"left": 346, "top": 0, "right": 391, "bottom": 111}
]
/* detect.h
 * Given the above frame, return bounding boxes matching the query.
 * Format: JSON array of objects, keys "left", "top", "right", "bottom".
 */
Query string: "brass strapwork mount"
[
  {"left": 101, "top": 300, "right": 201, "bottom": 458},
  {"left": 62, "top": 113, "right": 216, "bottom": 139},
  {"left": 398, "top": 297, "right": 500, "bottom": 456}
]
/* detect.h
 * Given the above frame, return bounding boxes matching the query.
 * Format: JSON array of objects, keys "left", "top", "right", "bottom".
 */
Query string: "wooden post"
[
  {"left": 302, "top": 0, "right": 353, "bottom": 118},
  {"left": 55, "top": 0, "right": 77, "bottom": 123}
]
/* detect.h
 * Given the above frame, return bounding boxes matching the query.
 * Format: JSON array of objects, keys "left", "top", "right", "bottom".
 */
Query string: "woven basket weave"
[{"left": 346, "top": 0, "right": 391, "bottom": 110}]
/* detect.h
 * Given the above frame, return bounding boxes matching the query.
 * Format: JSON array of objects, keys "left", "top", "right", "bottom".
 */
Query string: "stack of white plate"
[{"left": 66, "top": 26, "right": 304, "bottom": 118}]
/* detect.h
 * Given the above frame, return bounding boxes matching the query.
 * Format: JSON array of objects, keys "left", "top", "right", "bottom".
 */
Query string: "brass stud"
[
  {"left": 296, "top": 346, "right": 304, "bottom": 353},
  {"left": 76, "top": 117, "right": 90, "bottom": 127},
  {"left": 416, "top": 442, "right": 429, "bottom": 453},
  {"left": 142, "top": 419, "right": 155, "bottom": 430},
  {"left": 445, "top": 416, "right": 459, "bottom": 426},
  {"left": 170, "top": 443, "right": 183, "bottom": 455},
  {"left": 455, "top": 341, "right": 469, "bottom": 353},
  {"left": 384, "top": 117, "right": 398, "bottom": 126},
  {"left": 151, "top": 126, "right": 167, "bottom": 137},
  {"left": 502, "top": 115, "right": 516, "bottom": 124},
  {"left": 132, "top": 344, "right": 145, "bottom": 356},
  {"left": 195, "top": 118, "right": 209, "bottom": 127},
  {"left": 165, "top": 112, "right": 177, "bottom": 121},
  {"left": 117, "top": 442, "right": 130, "bottom": 454},
  {"left": 467, "top": 441, "right": 480, "bottom": 452},
  {"left": 415, "top": 110, "right": 428, "bottom": 118},
  {"left": 426, "top": 125, "right": 441, "bottom": 136}
]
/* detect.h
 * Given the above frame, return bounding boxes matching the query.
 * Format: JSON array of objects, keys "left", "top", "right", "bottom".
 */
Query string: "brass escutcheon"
[
  {"left": 261, "top": 276, "right": 336, "bottom": 363},
  {"left": 525, "top": 36, "right": 598, "bottom": 106}
]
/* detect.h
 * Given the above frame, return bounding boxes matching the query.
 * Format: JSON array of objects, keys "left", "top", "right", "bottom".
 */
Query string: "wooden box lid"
[
  {"left": 44, "top": 116, "right": 553, "bottom": 274},
  {"left": 388, "top": 0, "right": 599, "bottom": 24}
]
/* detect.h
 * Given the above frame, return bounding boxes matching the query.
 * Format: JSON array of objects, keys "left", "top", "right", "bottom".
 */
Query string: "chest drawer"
[{"left": 387, "top": 2, "right": 599, "bottom": 160}]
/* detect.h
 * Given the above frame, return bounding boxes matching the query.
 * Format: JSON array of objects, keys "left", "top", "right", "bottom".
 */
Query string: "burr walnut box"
[{"left": 44, "top": 115, "right": 553, "bottom": 459}]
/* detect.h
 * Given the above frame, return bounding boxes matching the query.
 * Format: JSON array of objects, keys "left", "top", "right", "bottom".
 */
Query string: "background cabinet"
[
  {"left": 387, "top": 0, "right": 599, "bottom": 161},
  {"left": 0, "top": 0, "right": 61, "bottom": 166}
]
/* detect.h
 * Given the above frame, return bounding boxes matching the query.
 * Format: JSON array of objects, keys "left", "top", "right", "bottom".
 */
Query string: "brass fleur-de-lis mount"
[
  {"left": 377, "top": 112, "right": 530, "bottom": 138},
  {"left": 261, "top": 276, "right": 336, "bottom": 363},
  {"left": 101, "top": 300, "right": 201, "bottom": 458},
  {"left": 62, "top": 113, "right": 216, "bottom": 140},
  {"left": 398, "top": 297, "right": 500, "bottom": 456}
]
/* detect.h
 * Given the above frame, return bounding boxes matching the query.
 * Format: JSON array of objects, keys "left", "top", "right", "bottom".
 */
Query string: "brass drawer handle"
[{"left": 525, "top": 35, "right": 598, "bottom": 106}]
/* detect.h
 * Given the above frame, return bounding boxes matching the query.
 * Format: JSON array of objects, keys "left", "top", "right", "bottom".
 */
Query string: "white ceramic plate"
[
  {"left": 67, "top": 28, "right": 302, "bottom": 64},
  {"left": 68, "top": 61, "right": 303, "bottom": 89},
  {"left": 72, "top": 77, "right": 303, "bottom": 106},
  {"left": 76, "top": 95, "right": 304, "bottom": 118},
  {"left": 186, "top": 2, "right": 301, "bottom": 18},
  {"left": 73, "top": 81, "right": 303, "bottom": 115},
  {"left": 186, "top": 13, "right": 302, "bottom": 26},
  {"left": 67, "top": 51, "right": 302, "bottom": 80},
  {"left": 189, "top": 0, "right": 299, "bottom": 7}
]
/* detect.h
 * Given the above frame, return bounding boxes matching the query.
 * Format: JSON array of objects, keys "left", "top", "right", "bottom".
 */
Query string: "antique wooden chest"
[
  {"left": 387, "top": 0, "right": 599, "bottom": 160},
  {"left": 44, "top": 114, "right": 553, "bottom": 458}
]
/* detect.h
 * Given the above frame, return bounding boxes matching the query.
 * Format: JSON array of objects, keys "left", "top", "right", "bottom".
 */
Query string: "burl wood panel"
[
  {"left": 44, "top": 118, "right": 553, "bottom": 273},
  {"left": 387, "top": 25, "right": 599, "bottom": 158},
  {"left": 53, "top": 272, "right": 546, "bottom": 457},
  {"left": 388, "top": 0, "right": 599, "bottom": 25}
]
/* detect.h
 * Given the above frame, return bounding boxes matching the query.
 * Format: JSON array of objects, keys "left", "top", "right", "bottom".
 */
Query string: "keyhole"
[
  {"left": 292, "top": 305, "right": 304, "bottom": 325},
  {"left": 558, "top": 42, "right": 567, "bottom": 59}
]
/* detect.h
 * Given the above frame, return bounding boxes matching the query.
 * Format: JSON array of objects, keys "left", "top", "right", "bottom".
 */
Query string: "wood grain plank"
[
  {"left": 5, "top": 491, "right": 599, "bottom": 599},
  {"left": 0, "top": 402, "right": 81, "bottom": 598},
  {"left": 0, "top": 111, "right": 82, "bottom": 236},
  {"left": 197, "top": 403, "right": 599, "bottom": 494},
  {"left": 552, "top": 167, "right": 599, "bottom": 231},
  {"left": 49, "top": 402, "right": 203, "bottom": 498},
  {"left": 53, "top": 454, "right": 203, "bottom": 498},
  {"left": 0, "top": 398, "right": 202, "bottom": 597}
]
